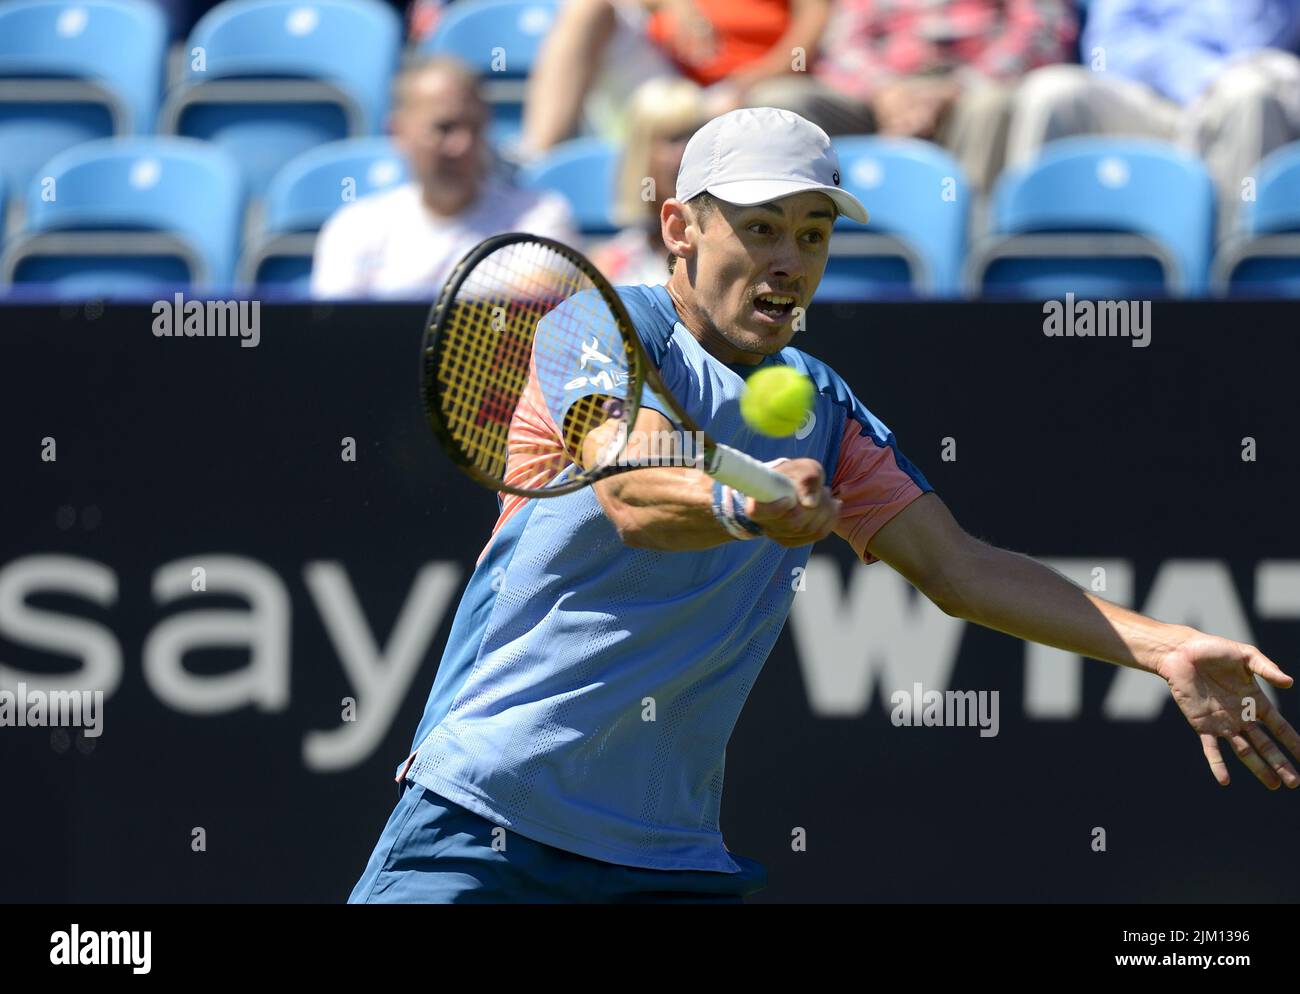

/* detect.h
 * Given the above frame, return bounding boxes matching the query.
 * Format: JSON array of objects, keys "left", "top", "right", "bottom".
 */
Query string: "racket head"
[{"left": 421, "top": 233, "right": 647, "bottom": 497}]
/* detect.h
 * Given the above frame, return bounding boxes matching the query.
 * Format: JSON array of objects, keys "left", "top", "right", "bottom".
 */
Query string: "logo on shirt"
[
  {"left": 795, "top": 409, "right": 816, "bottom": 440},
  {"left": 579, "top": 337, "right": 613, "bottom": 369},
  {"left": 564, "top": 336, "right": 625, "bottom": 392},
  {"left": 564, "top": 371, "right": 621, "bottom": 392}
]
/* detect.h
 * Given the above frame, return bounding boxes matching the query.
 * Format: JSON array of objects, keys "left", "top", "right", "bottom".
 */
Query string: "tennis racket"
[{"left": 420, "top": 232, "right": 797, "bottom": 503}]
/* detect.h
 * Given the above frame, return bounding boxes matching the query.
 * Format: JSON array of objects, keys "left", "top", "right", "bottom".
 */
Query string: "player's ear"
[{"left": 661, "top": 198, "right": 695, "bottom": 265}]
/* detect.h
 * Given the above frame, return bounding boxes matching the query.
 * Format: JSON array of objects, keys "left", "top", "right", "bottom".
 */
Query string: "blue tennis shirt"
[{"left": 402, "top": 282, "right": 932, "bottom": 872}]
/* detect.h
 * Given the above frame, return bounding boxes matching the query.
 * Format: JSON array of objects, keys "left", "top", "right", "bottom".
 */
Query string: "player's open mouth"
[{"left": 753, "top": 293, "right": 797, "bottom": 321}]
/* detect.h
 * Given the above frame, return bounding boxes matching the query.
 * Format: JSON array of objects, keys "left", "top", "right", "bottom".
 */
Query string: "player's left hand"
[{"left": 1156, "top": 633, "right": 1300, "bottom": 789}]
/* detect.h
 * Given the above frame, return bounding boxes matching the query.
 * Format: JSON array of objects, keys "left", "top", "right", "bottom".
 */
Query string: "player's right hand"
[{"left": 747, "top": 458, "right": 841, "bottom": 548}]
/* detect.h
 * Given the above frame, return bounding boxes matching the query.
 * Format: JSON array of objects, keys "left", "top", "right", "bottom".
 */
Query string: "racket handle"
[{"left": 706, "top": 444, "right": 798, "bottom": 503}]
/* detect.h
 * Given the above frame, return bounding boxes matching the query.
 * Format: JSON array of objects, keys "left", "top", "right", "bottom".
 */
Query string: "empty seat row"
[
  {"left": 976, "top": 137, "right": 1300, "bottom": 297},
  {"left": 0, "top": 135, "right": 409, "bottom": 292},
  {"left": 0, "top": 0, "right": 558, "bottom": 200}
]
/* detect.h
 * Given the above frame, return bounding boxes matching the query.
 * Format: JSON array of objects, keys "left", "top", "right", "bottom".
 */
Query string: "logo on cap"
[{"left": 832, "top": 170, "right": 840, "bottom": 186}]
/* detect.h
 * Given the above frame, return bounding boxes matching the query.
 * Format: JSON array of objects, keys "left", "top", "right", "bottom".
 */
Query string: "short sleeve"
[
  {"left": 831, "top": 415, "right": 933, "bottom": 565},
  {"left": 532, "top": 288, "right": 672, "bottom": 445}
]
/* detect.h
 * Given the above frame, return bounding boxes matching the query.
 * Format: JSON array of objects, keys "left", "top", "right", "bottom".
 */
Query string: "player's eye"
[
  {"left": 803, "top": 230, "right": 826, "bottom": 244},
  {"left": 747, "top": 222, "right": 773, "bottom": 235}
]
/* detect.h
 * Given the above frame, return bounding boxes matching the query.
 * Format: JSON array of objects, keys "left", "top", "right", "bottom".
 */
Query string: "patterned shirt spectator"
[{"left": 815, "top": 0, "right": 1078, "bottom": 100}]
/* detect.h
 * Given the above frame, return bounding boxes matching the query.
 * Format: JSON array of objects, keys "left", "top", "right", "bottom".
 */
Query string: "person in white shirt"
[
  {"left": 589, "top": 76, "right": 706, "bottom": 287},
  {"left": 311, "top": 56, "right": 579, "bottom": 300}
]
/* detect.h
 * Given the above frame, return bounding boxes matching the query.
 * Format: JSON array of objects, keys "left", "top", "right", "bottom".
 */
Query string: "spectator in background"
[
  {"left": 404, "top": 0, "right": 448, "bottom": 41},
  {"left": 752, "top": 0, "right": 1077, "bottom": 191},
  {"left": 1007, "top": 0, "right": 1300, "bottom": 231},
  {"left": 311, "top": 57, "right": 578, "bottom": 299},
  {"left": 589, "top": 77, "right": 707, "bottom": 285},
  {"left": 519, "top": 0, "right": 830, "bottom": 157}
]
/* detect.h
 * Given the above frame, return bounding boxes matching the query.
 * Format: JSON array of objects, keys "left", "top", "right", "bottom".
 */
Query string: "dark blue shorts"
[{"left": 348, "top": 780, "right": 768, "bottom": 904}]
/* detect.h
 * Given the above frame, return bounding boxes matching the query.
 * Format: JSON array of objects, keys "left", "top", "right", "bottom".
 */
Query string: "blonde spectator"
[{"left": 589, "top": 78, "right": 707, "bottom": 285}]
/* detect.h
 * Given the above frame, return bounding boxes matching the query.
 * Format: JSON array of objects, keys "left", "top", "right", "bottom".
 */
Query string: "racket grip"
[{"left": 706, "top": 444, "right": 798, "bottom": 503}]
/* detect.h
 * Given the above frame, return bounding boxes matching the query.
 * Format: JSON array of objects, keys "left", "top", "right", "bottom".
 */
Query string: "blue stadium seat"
[
  {"left": 518, "top": 137, "right": 617, "bottom": 235},
  {"left": 0, "top": 0, "right": 166, "bottom": 201},
  {"left": 420, "top": 0, "right": 558, "bottom": 149},
  {"left": 159, "top": 0, "right": 401, "bottom": 198},
  {"left": 825, "top": 137, "right": 969, "bottom": 299},
  {"left": 1, "top": 137, "right": 244, "bottom": 295},
  {"left": 241, "top": 137, "right": 409, "bottom": 291},
  {"left": 1212, "top": 141, "right": 1300, "bottom": 297},
  {"left": 967, "top": 138, "right": 1215, "bottom": 298}
]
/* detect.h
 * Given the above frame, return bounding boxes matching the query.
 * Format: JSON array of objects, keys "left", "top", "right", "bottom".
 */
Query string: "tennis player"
[{"left": 350, "top": 107, "right": 1300, "bottom": 904}]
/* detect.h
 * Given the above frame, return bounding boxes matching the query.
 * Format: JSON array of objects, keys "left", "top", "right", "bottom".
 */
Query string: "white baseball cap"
[{"left": 675, "top": 106, "right": 869, "bottom": 224}]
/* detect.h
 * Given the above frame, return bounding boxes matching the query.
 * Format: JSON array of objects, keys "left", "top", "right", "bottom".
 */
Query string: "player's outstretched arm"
[{"left": 867, "top": 493, "right": 1300, "bottom": 790}]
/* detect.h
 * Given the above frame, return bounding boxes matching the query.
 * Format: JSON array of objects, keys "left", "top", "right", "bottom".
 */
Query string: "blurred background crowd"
[{"left": 2, "top": 0, "right": 1300, "bottom": 300}]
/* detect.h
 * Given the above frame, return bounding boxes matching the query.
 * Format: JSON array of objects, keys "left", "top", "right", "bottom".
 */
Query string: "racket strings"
[{"left": 433, "top": 239, "right": 635, "bottom": 490}]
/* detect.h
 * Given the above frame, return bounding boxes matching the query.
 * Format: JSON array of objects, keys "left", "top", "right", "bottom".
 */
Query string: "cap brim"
[{"left": 705, "top": 178, "right": 869, "bottom": 224}]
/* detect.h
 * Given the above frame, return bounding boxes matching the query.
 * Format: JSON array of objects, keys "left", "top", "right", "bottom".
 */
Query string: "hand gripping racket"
[{"left": 420, "top": 232, "right": 798, "bottom": 503}]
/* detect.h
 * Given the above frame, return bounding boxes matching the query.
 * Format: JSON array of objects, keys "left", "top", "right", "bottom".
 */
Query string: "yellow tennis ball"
[{"left": 740, "top": 365, "right": 815, "bottom": 438}]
